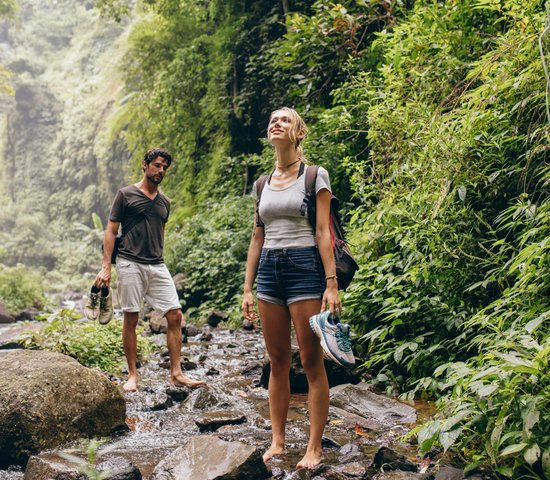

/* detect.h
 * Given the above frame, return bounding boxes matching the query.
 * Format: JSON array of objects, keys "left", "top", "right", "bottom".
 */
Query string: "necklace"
[{"left": 273, "top": 158, "right": 301, "bottom": 176}]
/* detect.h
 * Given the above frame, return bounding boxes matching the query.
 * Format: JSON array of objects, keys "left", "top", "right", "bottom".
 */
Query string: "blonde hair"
[{"left": 269, "top": 107, "right": 308, "bottom": 161}]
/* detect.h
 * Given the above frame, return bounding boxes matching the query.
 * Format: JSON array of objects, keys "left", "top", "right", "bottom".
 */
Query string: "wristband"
[{"left": 325, "top": 275, "right": 337, "bottom": 281}]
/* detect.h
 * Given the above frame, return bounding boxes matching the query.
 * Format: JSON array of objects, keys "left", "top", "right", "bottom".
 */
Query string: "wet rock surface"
[
  {"left": 24, "top": 453, "right": 142, "bottom": 480},
  {"left": 150, "top": 435, "right": 269, "bottom": 479},
  {"left": 0, "top": 350, "right": 126, "bottom": 467},
  {"left": 0, "top": 326, "right": 464, "bottom": 479}
]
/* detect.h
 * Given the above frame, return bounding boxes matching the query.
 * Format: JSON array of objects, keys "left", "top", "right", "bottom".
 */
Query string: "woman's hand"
[
  {"left": 242, "top": 291, "right": 258, "bottom": 323},
  {"left": 321, "top": 283, "right": 341, "bottom": 315}
]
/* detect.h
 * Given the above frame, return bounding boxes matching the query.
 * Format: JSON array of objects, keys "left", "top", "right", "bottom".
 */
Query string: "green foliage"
[
  {"left": 165, "top": 195, "right": 253, "bottom": 317},
  {"left": 22, "top": 309, "right": 155, "bottom": 373},
  {"left": 0, "top": 264, "right": 45, "bottom": 314}
]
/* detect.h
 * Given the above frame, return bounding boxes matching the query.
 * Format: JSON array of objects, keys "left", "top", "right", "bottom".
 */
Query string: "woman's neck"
[{"left": 274, "top": 144, "right": 299, "bottom": 168}]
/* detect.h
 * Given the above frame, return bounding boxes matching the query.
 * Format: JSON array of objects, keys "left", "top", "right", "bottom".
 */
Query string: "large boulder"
[
  {"left": 0, "top": 350, "right": 126, "bottom": 466},
  {"left": 150, "top": 436, "right": 269, "bottom": 480}
]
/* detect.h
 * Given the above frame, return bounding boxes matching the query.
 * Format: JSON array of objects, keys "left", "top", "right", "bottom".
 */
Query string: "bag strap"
[
  {"left": 254, "top": 175, "right": 269, "bottom": 228},
  {"left": 300, "top": 165, "right": 319, "bottom": 232}
]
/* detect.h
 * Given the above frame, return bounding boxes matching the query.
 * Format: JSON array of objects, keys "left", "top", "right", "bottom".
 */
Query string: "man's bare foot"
[
  {"left": 170, "top": 373, "right": 206, "bottom": 388},
  {"left": 123, "top": 376, "right": 138, "bottom": 392},
  {"left": 262, "top": 444, "right": 286, "bottom": 462},
  {"left": 296, "top": 449, "right": 323, "bottom": 469}
]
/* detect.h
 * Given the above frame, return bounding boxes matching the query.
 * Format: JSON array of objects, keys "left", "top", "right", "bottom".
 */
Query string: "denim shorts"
[{"left": 256, "top": 247, "right": 326, "bottom": 306}]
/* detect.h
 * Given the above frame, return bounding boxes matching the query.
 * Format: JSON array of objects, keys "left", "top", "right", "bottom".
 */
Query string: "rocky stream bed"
[{"left": 0, "top": 316, "right": 487, "bottom": 480}]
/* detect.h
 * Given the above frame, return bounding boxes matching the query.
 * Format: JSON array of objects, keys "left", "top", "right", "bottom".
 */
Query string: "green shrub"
[
  {"left": 165, "top": 195, "right": 253, "bottom": 318},
  {"left": 0, "top": 264, "right": 46, "bottom": 314},
  {"left": 21, "top": 309, "right": 156, "bottom": 373}
]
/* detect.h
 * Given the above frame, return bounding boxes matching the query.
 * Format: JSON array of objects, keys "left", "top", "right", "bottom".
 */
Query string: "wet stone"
[
  {"left": 182, "top": 360, "right": 197, "bottom": 370},
  {"left": 199, "top": 332, "right": 213, "bottom": 342},
  {"left": 186, "top": 388, "right": 218, "bottom": 410},
  {"left": 207, "top": 309, "right": 228, "bottom": 328},
  {"left": 24, "top": 453, "right": 142, "bottom": 480},
  {"left": 242, "top": 361, "right": 262, "bottom": 376},
  {"left": 372, "top": 472, "right": 428, "bottom": 480},
  {"left": 330, "top": 383, "right": 416, "bottom": 429},
  {"left": 372, "top": 447, "right": 418, "bottom": 473},
  {"left": 434, "top": 466, "right": 464, "bottom": 480},
  {"left": 242, "top": 319, "right": 256, "bottom": 331},
  {"left": 338, "top": 443, "right": 362, "bottom": 463},
  {"left": 142, "top": 392, "right": 173, "bottom": 411},
  {"left": 184, "top": 324, "right": 201, "bottom": 337},
  {"left": 195, "top": 411, "right": 247, "bottom": 432},
  {"left": 206, "top": 367, "right": 220, "bottom": 376},
  {"left": 150, "top": 435, "right": 269, "bottom": 480},
  {"left": 165, "top": 385, "right": 190, "bottom": 402}
]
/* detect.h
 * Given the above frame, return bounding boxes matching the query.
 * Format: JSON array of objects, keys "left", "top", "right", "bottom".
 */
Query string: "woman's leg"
[
  {"left": 258, "top": 299, "right": 292, "bottom": 461},
  {"left": 289, "top": 299, "right": 328, "bottom": 469}
]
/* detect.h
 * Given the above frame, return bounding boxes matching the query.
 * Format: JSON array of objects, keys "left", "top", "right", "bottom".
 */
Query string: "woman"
[{"left": 242, "top": 107, "right": 340, "bottom": 469}]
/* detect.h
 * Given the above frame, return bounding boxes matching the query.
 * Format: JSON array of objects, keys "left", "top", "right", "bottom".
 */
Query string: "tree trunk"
[{"left": 281, "top": 0, "right": 289, "bottom": 15}]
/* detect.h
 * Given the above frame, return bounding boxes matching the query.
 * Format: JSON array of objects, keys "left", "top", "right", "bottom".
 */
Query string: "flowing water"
[{"left": 0, "top": 323, "right": 436, "bottom": 479}]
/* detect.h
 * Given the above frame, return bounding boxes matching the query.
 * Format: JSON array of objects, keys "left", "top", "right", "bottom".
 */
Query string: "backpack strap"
[
  {"left": 254, "top": 175, "right": 269, "bottom": 228},
  {"left": 300, "top": 165, "right": 319, "bottom": 232}
]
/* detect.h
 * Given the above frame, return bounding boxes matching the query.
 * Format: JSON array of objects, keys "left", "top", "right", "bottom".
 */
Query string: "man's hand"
[{"left": 95, "top": 264, "right": 111, "bottom": 288}]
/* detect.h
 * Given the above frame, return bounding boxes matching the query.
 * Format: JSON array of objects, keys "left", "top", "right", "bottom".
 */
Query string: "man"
[{"left": 95, "top": 148, "right": 205, "bottom": 392}]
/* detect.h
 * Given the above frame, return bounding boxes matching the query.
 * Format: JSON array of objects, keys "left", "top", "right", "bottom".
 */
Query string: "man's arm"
[{"left": 95, "top": 220, "right": 120, "bottom": 288}]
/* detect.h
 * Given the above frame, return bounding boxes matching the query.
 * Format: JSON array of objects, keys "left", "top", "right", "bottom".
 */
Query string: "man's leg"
[
  {"left": 165, "top": 308, "right": 205, "bottom": 387},
  {"left": 122, "top": 311, "right": 140, "bottom": 392}
]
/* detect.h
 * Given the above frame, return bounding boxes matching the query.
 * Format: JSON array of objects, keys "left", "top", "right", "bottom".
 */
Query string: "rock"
[
  {"left": 186, "top": 388, "right": 218, "bottom": 410},
  {"left": 172, "top": 273, "right": 185, "bottom": 298},
  {"left": 0, "top": 322, "right": 42, "bottom": 350},
  {"left": 149, "top": 311, "right": 168, "bottom": 334},
  {"left": 150, "top": 435, "right": 269, "bottom": 479},
  {"left": 330, "top": 383, "right": 416, "bottom": 429},
  {"left": 0, "top": 350, "right": 126, "bottom": 466},
  {"left": 372, "top": 472, "right": 428, "bottom": 480},
  {"left": 195, "top": 411, "right": 247, "bottom": 432},
  {"left": 0, "top": 302, "right": 15, "bottom": 323},
  {"left": 142, "top": 392, "right": 173, "bottom": 411},
  {"left": 24, "top": 453, "right": 142, "bottom": 480},
  {"left": 242, "top": 319, "right": 256, "bottom": 331},
  {"left": 165, "top": 385, "right": 191, "bottom": 402},
  {"left": 182, "top": 360, "right": 197, "bottom": 370},
  {"left": 14, "top": 309, "right": 39, "bottom": 322},
  {"left": 241, "top": 361, "right": 262, "bottom": 377},
  {"left": 338, "top": 443, "right": 363, "bottom": 463},
  {"left": 372, "top": 447, "right": 418, "bottom": 472},
  {"left": 199, "top": 332, "right": 213, "bottom": 342},
  {"left": 206, "top": 309, "right": 228, "bottom": 328},
  {"left": 329, "top": 461, "right": 370, "bottom": 479},
  {"left": 185, "top": 324, "right": 200, "bottom": 337},
  {"left": 206, "top": 367, "right": 220, "bottom": 376},
  {"left": 261, "top": 350, "right": 361, "bottom": 393},
  {"left": 434, "top": 466, "right": 464, "bottom": 480}
]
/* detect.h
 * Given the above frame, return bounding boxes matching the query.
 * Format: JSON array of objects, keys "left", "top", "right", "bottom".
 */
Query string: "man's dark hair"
[{"left": 143, "top": 148, "right": 172, "bottom": 167}]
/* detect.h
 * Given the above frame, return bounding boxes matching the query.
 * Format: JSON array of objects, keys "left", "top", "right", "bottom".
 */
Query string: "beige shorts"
[{"left": 115, "top": 258, "right": 181, "bottom": 315}]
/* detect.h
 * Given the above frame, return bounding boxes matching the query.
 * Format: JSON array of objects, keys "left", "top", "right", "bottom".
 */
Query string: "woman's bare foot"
[
  {"left": 296, "top": 448, "right": 323, "bottom": 469},
  {"left": 170, "top": 373, "right": 206, "bottom": 388},
  {"left": 262, "top": 444, "right": 286, "bottom": 462},
  {"left": 123, "top": 375, "right": 138, "bottom": 392}
]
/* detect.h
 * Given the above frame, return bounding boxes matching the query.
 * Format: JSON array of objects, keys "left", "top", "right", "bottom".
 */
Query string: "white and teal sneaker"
[{"left": 309, "top": 311, "right": 355, "bottom": 367}]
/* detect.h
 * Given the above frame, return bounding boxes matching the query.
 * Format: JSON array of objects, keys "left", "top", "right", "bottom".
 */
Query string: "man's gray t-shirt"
[
  {"left": 253, "top": 166, "right": 331, "bottom": 249},
  {"left": 109, "top": 185, "right": 170, "bottom": 264}
]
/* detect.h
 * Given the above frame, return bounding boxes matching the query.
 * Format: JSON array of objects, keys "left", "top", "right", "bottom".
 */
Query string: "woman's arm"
[
  {"left": 242, "top": 202, "right": 265, "bottom": 321},
  {"left": 315, "top": 189, "right": 340, "bottom": 314}
]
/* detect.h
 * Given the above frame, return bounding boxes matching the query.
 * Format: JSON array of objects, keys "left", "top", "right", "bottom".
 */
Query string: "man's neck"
[{"left": 136, "top": 177, "right": 159, "bottom": 197}]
